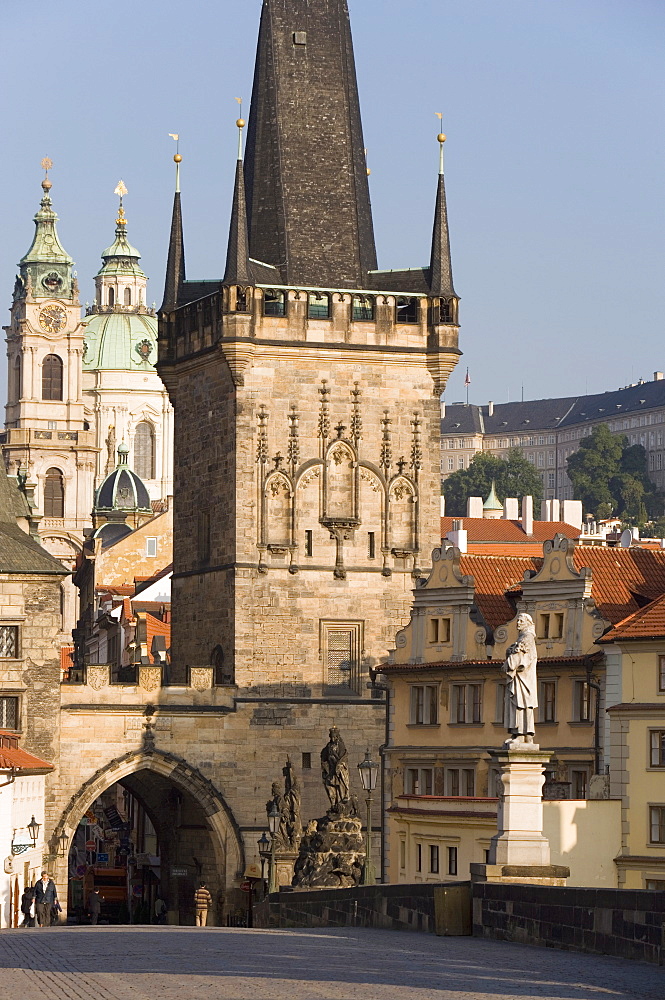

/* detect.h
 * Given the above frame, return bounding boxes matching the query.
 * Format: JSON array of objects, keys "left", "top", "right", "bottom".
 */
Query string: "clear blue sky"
[{"left": 1, "top": 0, "right": 663, "bottom": 407}]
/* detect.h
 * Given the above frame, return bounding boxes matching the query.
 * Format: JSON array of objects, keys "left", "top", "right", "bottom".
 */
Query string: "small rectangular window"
[
  {"left": 463, "top": 769, "right": 475, "bottom": 797},
  {"left": 574, "top": 680, "right": 591, "bottom": 722},
  {"left": 650, "top": 731, "right": 665, "bottom": 767},
  {"left": 416, "top": 843, "right": 422, "bottom": 873},
  {"left": 447, "top": 768, "right": 460, "bottom": 797},
  {"left": 305, "top": 530, "right": 313, "bottom": 557},
  {"left": 452, "top": 685, "right": 466, "bottom": 724},
  {"left": 646, "top": 879, "right": 665, "bottom": 890},
  {"left": 0, "top": 626, "right": 19, "bottom": 659},
  {"left": 541, "top": 681, "right": 556, "bottom": 723},
  {"left": 146, "top": 537, "right": 157, "bottom": 558},
  {"left": 538, "top": 614, "right": 550, "bottom": 639},
  {"left": 410, "top": 684, "right": 438, "bottom": 725},
  {"left": 47, "top": 420, "right": 57, "bottom": 430},
  {"left": 352, "top": 295, "right": 374, "bottom": 321},
  {"left": 322, "top": 621, "right": 362, "bottom": 693},
  {"left": 659, "top": 656, "right": 665, "bottom": 693},
  {"left": 571, "top": 770, "right": 588, "bottom": 799},
  {"left": 429, "top": 844, "right": 440, "bottom": 874},
  {"left": 470, "top": 684, "right": 482, "bottom": 723},
  {"left": 399, "top": 840, "right": 406, "bottom": 870},
  {"left": 650, "top": 806, "right": 665, "bottom": 844},
  {"left": 302, "top": 752, "right": 312, "bottom": 770},
  {"left": 447, "top": 846, "right": 458, "bottom": 876},
  {"left": 308, "top": 293, "right": 331, "bottom": 320},
  {"left": 0, "top": 696, "right": 19, "bottom": 729},
  {"left": 368, "top": 532, "right": 376, "bottom": 560}
]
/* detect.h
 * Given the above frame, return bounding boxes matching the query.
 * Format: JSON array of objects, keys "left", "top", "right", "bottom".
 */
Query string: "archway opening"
[{"left": 66, "top": 769, "right": 226, "bottom": 927}]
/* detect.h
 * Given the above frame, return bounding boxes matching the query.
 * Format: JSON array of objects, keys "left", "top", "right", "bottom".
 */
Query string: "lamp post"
[
  {"left": 357, "top": 749, "right": 379, "bottom": 886},
  {"left": 267, "top": 802, "right": 280, "bottom": 895},
  {"left": 257, "top": 832, "right": 270, "bottom": 882},
  {"left": 27, "top": 815, "right": 41, "bottom": 846},
  {"left": 57, "top": 830, "right": 69, "bottom": 858}
]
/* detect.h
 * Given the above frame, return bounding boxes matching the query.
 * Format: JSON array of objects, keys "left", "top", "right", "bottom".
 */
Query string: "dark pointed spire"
[
  {"left": 244, "top": 0, "right": 377, "bottom": 289},
  {"left": 429, "top": 132, "right": 457, "bottom": 300},
  {"left": 223, "top": 120, "right": 253, "bottom": 286},
  {"left": 161, "top": 152, "right": 185, "bottom": 312}
]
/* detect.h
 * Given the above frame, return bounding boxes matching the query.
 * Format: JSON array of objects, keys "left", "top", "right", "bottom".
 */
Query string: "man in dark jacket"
[
  {"left": 33, "top": 871, "right": 58, "bottom": 927},
  {"left": 20, "top": 887, "right": 35, "bottom": 927}
]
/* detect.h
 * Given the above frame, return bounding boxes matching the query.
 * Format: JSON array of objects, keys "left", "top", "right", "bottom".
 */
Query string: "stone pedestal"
[
  {"left": 292, "top": 807, "right": 365, "bottom": 889},
  {"left": 473, "top": 745, "right": 569, "bottom": 886},
  {"left": 489, "top": 746, "right": 552, "bottom": 866},
  {"left": 274, "top": 851, "right": 299, "bottom": 888}
]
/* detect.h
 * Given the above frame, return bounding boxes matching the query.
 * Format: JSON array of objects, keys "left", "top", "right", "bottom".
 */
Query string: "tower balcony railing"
[{"left": 85, "top": 303, "right": 156, "bottom": 318}]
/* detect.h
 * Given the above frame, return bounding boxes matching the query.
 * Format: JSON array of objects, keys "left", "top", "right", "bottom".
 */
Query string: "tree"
[
  {"left": 443, "top": 448, "right": 543, "bottom": 517},
  {"left": 566, "top": 424, "right": 663, "bottom": 523}
]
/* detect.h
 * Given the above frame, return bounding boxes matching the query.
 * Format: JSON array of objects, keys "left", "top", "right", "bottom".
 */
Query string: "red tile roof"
[
  {"left": 599, "top": 591, "right": 665, "bottom": 641},
  {"left": 442, "top": 517, "right": 581, "bottom": 544},
  {"left": 458, "top": 553, "right": 540, "bottom": 628},
  {"left": 571, "top": 547, "right": 665, "bottom": 624},
  {"left": 140, "top": 612, "right": 171, "bottom": 652},
  {"left": 0, "top": 730, "right": 53, "bottom": 772}
]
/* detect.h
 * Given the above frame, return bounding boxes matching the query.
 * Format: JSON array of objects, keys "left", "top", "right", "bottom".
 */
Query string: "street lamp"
[
  {"left": 257, "top": 831, "right": 270, "bottom": 881},
  {"left": 357, "top": 748, "right": 379, "bottom": 886},
  {"left": 27, "top": 815, "right": 41, "bottom": 846},
  {"left": 267, "top": 802, "right": 280, "bottom": 895},
  {"left": 57, "top": 829, "right": 69, "bottom": 857}
]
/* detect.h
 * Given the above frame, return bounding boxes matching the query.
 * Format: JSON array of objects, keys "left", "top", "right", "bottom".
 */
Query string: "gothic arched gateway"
[{"left": 52, "top": 749, "right": 243, "bottom": 926}]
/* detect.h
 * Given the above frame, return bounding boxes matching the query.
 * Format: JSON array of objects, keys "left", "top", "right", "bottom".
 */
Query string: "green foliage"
[
  {"left": 566, "top": 423, "right": 663, "bottom": 523},
  {"left": 443, "top": 448, "right": 543, "bottom": 517}
]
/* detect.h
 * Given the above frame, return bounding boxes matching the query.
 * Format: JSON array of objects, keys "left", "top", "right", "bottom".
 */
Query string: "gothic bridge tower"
[{"left": 155, "top": 0, "right": 461, "bottom": 879}]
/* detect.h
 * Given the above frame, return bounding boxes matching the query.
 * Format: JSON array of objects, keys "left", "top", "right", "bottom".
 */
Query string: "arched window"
[
  {"left": 124, "top": 287, "right": 132, "bottom": 306},
  {"left": 108, "top": 286, "right": 115, "bottom": 306},
  {"left": 44, "top": 468, "right": 64, "bottom": 517},
  {"left": 134, "top": 421, "right": 155, "bottom": 479},
  {"left": 211, "top": 645, "right": 234, "bottom": 686},
  {"left": 42, "top": 355, "right": 63, "bottom": 401},
  {"left": 13, "top": 356, "right": 21, "bottom": 403}
]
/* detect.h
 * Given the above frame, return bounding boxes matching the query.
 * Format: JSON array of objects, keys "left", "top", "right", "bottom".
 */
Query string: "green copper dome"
[
  {"left": 82, "top": 311, "right": 157, "bottom": 371},
  {"left": 483, "top": 480, "right": 503, "bottom": 512}
]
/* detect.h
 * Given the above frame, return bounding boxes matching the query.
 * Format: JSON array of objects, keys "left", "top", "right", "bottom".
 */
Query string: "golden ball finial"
[
  {"left": 236, "top": 118, "right": 246, "bottom": 129},
  {"left": 438, "top": 133, "right": 447, "bottom": 144},
  {"left": 41, "top": 178, "right": 52, "bottom": 192},
  {"left": 174, "top": 153, "right": 183, "bottom": 163},
  {"left": 366, "top": 167, "right": 371, "bottom": 176}
]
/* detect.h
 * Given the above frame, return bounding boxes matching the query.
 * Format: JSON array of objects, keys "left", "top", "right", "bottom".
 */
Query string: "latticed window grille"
[
  {"left": 322, "top": 622, "right": 362, "bottom": 693},
  {"left": 0, "top": 696, "right": 18, "bottom": 729},
  {"left": 0, "top": 626, "right": 18, "bottom": 658},
  {"left": 44, "top": 468, "right": 64, "bottom": 517}
]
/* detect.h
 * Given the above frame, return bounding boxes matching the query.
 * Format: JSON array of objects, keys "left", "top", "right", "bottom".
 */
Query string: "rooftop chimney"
[
  {"left": 503, "top": 497, "right": 519, "bottom": 520},
  {"left": 654, "top": 372, "right": 664, "bottom": 382},
  {"left": 446, "top": 519, "right": 467, "bottom": 554},
  {"left": 467, "top": 496, "right": 484, "bottom": 518},
  {"left": 488, "top": 401, "right": 494, "bottom": 417},
  {"left": 440, "top": 398, "right": 446, "bottom": 419},
  {"left": 521, "top": 495, "right": 534, "bottom": 536}
]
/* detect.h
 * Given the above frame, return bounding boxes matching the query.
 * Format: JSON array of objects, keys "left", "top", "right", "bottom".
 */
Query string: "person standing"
[
  {"left": 87, "top": 888, "right": 103, "bottom": 925},
  {"left": 194, "top": 882, "right": 212, "bottom": 927},
  {"left": 154, "top": 894, "right": 167, "bottom": 925},
  {"left": 20, "top": 887, "right": 35, "bottom": 928},
  {"left": 34, "top": 871, "right": 58, "bottom": 927}
]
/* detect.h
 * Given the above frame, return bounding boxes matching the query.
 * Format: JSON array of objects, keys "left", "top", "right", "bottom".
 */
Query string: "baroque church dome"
[{"left": 95, "top": 443, "right": 152, "bottom": 515}]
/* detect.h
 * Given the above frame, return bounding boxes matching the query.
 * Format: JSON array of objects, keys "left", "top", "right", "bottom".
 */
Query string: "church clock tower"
[{"left": 2, "top": 160, "right": 97, "bottom": 621}]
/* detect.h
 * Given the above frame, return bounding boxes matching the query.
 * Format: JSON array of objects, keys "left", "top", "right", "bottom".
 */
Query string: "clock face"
[{"left": 39, "top": 304, "right": 67, "bottom": 334}]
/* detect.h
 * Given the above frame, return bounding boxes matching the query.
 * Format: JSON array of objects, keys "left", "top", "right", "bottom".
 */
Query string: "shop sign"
[
  {"left": 170, "top": 866, "right": 188, "bottom": 877},
  {"left": 97, "top": 853, "right": 109, "bottom": 864}
]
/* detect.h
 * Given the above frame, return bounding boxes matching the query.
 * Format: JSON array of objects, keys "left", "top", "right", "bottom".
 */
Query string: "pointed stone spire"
[
  {"left": 161, "top": 151, "right": 186, "bottom": 312},
  {"left": 429, "top": 130, "right": 457, "bottom": 300},
  {"left": 223, "top": 117, "right": 253, "bottom": 286},
  {"left": 244, "top": 0, "right": 377, "bottom": 288}
]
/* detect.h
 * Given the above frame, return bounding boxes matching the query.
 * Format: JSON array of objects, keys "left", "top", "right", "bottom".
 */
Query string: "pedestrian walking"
[
  {"left": 33, "top": 871, "right": 58, "bottom": 927},
  {"left": 51, "top": 900, "right": 63, "bottom": 926},
  {"left": 86, "top": 889, "right": 103, "bottom": 925},
  {"left": 20, "top": 887, "right": 35, "bottom": 927},
  {"left": 154, "top": 894, "right": 167, "bottom": 925},
  {"left": 194, "top": 882, "right": 212, "bottom": 927}
]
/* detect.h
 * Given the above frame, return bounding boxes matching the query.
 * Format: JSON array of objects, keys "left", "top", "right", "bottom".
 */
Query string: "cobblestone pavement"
[{"left": 0, "top": 926, "right": 662, "bottom": 1000}]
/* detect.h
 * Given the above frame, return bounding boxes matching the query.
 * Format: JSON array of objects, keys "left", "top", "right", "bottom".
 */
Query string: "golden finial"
[
  {"left": 41, "top": 156, "right": 53, "bottom": 192},
  {"left": 364, "top": 148, "right": 371, "bottom": 177},
  {"left": 435, "top": 113, "right": 446, "bottom": 173},
  {"left": 169, "top": 134, "right": 182, "bottom": 192},
  {"left": 235, "top": 99, "right": 245, "bottom": 159},
  {"left": 114, "top": 180, "right": 128, "bottom": 226}
]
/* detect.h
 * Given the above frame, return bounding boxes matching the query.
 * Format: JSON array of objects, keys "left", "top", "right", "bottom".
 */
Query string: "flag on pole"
[{"left": 464, "top": 368, "right": 471, "bottom": 387}]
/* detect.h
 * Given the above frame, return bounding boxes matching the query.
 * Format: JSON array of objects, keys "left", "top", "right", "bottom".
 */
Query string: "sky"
[{"left": 1, "top": 0, "right": 663, "bottom": 408}]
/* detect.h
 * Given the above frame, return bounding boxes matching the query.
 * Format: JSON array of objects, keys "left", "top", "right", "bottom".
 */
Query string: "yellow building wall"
[{"left": 543, "top": 800, "right": 621, "bottom": 887}]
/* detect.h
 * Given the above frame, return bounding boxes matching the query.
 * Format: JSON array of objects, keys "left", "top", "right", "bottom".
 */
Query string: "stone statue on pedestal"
[
  {"left": 267, "top": 758, "right": 302, "bottom": 851},
  {"left": 502, "top": 612, "right": 538, "bottom": 748},
  {"left": 291, "top": 727, "right": 364, "bottom": 889}
]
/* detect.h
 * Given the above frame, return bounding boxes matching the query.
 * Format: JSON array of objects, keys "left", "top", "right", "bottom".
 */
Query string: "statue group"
[{"left": 266, "top": 726, "right": 365, "bottom": 890}]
